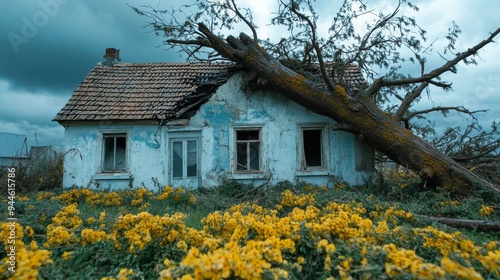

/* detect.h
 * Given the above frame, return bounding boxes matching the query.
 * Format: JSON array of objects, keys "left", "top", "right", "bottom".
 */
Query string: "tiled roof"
[
  {"left": 305, "top": 63, "right": 368, "bottom": 93},
  {"left": 54, "top": 61, "right": 367, "bottom": 123},
  {"left": 54, "top": 62, "right": 235, "bottom": 122}
]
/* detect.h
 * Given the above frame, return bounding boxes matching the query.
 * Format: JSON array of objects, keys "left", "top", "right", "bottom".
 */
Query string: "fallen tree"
[
  {"left": 419, "top": 215, "right": 500, "bottom": 232},
  {"left": 133, "top": 0, "right": 500, "bottom": 194}
]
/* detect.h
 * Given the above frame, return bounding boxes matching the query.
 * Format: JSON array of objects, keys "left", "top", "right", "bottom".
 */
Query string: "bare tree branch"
[
  {"left": 289, "top": 0, "right": 336, "bottom": 93},
  {"left": 344, "top": 1, "right": 402, "bottom": 67},
  {"left": 230, "top": 0, "right": 258, "bottom": 42},
  {"left": 402, "top": 106, "right": 488, "bottom": 122},
  {"left": 394, "top": 82, "right": 428, "bottom": 122},
  {"left": 361, "top": 28, "right": 500, "bottom": 96}
]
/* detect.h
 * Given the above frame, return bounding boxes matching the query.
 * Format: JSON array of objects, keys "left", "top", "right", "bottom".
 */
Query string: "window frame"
[
  {"left": 298, "top": 124, "right": 328, "bottom": 171},
  {"left": 101, "top": 132, "right": 128, "bottom": 173},
  {"left": 170, "top": 138, "right": 199, "bottom": 180},
  {"left": 233, "top": 127, "right": 262, "bottom": 174}
]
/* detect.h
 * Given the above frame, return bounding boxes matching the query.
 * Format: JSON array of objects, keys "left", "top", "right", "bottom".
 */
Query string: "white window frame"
[
  {"left": 170, "top": 138, "right": 199, "bottom": 179},
  {"left": 101, "top": 132, "right": 128, "bottom": 173},
  {"left": 298, "top": 124, "right": 328, "bottom": 171},
  {"left": 233, "top": 126, "right": 262, "bottom": 174}
]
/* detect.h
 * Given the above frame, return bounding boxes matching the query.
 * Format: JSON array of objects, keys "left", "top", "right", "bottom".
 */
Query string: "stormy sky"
[{"left": 1, "top": 0, "right": 499, "bottom": 147}]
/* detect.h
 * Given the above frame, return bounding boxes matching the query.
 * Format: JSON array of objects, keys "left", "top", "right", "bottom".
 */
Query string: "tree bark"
[
  {"left": 197, "top": 23, "right": 500, "bottom": 194},
  {"left": 420, "top": 216, "right": 500, "bottom": 232}
]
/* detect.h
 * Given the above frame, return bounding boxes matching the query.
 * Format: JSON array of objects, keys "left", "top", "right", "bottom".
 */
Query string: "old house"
[{"left": 54, "top": 48, "right": 374, "bottom": 189}]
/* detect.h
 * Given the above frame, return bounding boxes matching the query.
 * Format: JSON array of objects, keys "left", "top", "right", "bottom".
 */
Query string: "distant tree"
[{"left": 133, "top": 0, "right": 499, "bottom": 194}]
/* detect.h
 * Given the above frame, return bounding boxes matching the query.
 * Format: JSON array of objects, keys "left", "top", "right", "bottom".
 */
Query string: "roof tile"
[{"left": 54, "top": 62, "right": 234, "bottom": 122}]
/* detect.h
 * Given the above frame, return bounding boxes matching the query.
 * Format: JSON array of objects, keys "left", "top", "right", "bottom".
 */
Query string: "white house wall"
[{"left": 62, "top": 124, "right": 168, "bottom": 189}]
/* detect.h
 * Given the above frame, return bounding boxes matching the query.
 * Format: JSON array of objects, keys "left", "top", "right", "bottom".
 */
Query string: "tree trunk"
[
  {"left": 197, "top": 24, "right": 500, "bottom": 194},
  {"left": 419, "top": 216, "right": 500, "bottom": 231}
]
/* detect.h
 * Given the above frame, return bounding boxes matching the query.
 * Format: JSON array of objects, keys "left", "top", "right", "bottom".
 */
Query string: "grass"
[{"left": 1, "top": 173, "right": 499, "bottom": 279}]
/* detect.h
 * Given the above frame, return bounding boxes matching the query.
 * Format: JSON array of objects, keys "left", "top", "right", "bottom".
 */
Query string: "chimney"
[{"left": 102, "top": 48, "right": 121, "bottom": 66}]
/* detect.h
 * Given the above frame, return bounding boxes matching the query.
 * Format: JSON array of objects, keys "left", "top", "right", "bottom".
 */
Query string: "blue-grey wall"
[{"left": 61, "top": 73, "right": 374, "bottom": 189}]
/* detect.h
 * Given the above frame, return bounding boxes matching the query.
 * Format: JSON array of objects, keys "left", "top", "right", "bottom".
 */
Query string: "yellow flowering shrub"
[
  {"left": 280, "top": 190, "right": 315, "bottom": 207},
  {"left": 415, "top": 226, "right": 480, "bottom": 259},
  {"left": 440, "top": 257, "right": 483, "bottom": 280},
  {"left": 61, "top": 251, "right": 73, "bottom": 260},
  {"left": 55, "top": 188, "right": 93, "bottom": 204},
  {"left": 49, "top": 203, "right": 83, "bottom": 230},
  {"left": 113, "top": 211, "right": 187, "bottom": 253},
  {"left": 44, "top": 203, "right": 82, "bottom": 248},
  {"left": 383, "top": 243, "right": 445, "bottom": 278},
  {"left": 102, "top": 192, "right": 123, "bottom": 206},
  {"left": 0, "top": 241, "right": 52, "bottom": 280},
  {"left": 158, "top": 185, "right": 174, "bottom": 200},
  {"left": 44, "top": 225, "right": 79, "bottom": 247},
  {"left": 81, "top": 229, "right": 108, "bottom": 245},
  {"left": 478, "top": 250, "right": 500, "bottom": 277},
  {"left": 131, "top": 187, "right": 149, "bottom": 206},
  {"left": 479, "top": 205, "right": 494, "bottom": 216},
  {"left": 102, "top": 268, "right": 136, "bottom": 280}
]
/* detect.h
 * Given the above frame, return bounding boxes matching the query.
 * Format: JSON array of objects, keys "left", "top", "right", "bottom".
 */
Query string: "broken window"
[
  {"left": 172, "top": 140, "right": 198, "bottom": 179},
  {"left": 103, "top": 134, "right": 127, "bottom": 172},
  {"left": 301, "top": 128, "right": 324, "bottom": 169},
  {"left": 235, "top": 129, "right": 261, "bottom": 172}
]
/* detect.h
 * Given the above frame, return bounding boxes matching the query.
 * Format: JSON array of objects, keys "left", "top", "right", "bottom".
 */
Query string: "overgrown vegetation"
[
  {"left": 1, "top": 174, "right": 499, "bottom": 279},
  {"left": 3, "top": 152, "right": 63, "bottom": 195}
]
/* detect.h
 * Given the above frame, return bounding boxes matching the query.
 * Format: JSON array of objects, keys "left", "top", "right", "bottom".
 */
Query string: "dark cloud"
[
  {"left": 1, "top": 0, "right": 182, "bottom": 94},
  {"left": 0, "top": 0, "right": 184, "bottom": 146}
]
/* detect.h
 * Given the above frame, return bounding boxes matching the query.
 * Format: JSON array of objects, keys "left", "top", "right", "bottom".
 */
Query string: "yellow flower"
[
  {"left": 117, "top": 268, "right": 134, "bottom": 280},
  {"left": 50, "top": 203, "right": 83, "bottom": 229},
  {"left": 81, "top": 229, "right": 108, "bottom": 245},
  {"left": 375, "top": 221, "right": 389, "bottom": 234},
  {"left": 479, "top": 205, "right": 494, "bottom": 216},
  {"left": 440, "top": 257, "right": 483, "bottom": 280},
  {"left": 1, "top": 243, "right": 52, "bottom": 280},
  {"left": 280, "top": 190, "right": 315, "bottom": 207},
  {"left": 37, "top": 192, "right": 53, "bottom": 201},
  {"left": 62, "top": 251, "right": 73, "bottom": 260},
  {"left": 87, "top": 217, "right": 96, "bottom": 225},
  {"left": 99, "top": 211, "right": 107, "bottom": 227},
  {"left": 25, "top": 225, "right": 35, "bottom": 237},
  {"left": 45, "top": 225, "right": 79, "bottom": 247},
  {"left": 479, "top": 250, "right": 500, "bottom": 277},
  {"left": 188, "top": 194, "right": 196, "bottom": 204},
  {"left": 158, "top": 186, "right": 174, "bottom": 200},
  {"left": 177, "top": 240, "right": 188, "bottom": 251},
  {"left": 102, "top": 192, "right": 123, "bottom": 206}
]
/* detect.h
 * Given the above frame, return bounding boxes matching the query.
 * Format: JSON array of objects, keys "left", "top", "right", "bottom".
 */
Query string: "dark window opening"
[
  {"left": 186, "top": 141, "right": 197, "bottom": 177},
  {"left": 303, "top": 129, "right": 322, "bottom": 168},
  {"left": 236, "top": 129, "right": 260, "bottom": 172},
  {"left": 172, "top": 141, "right": 183, "bottom": 178},
  {"left": 103, "top": 134, "right": 127, "bottom": 172}
]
